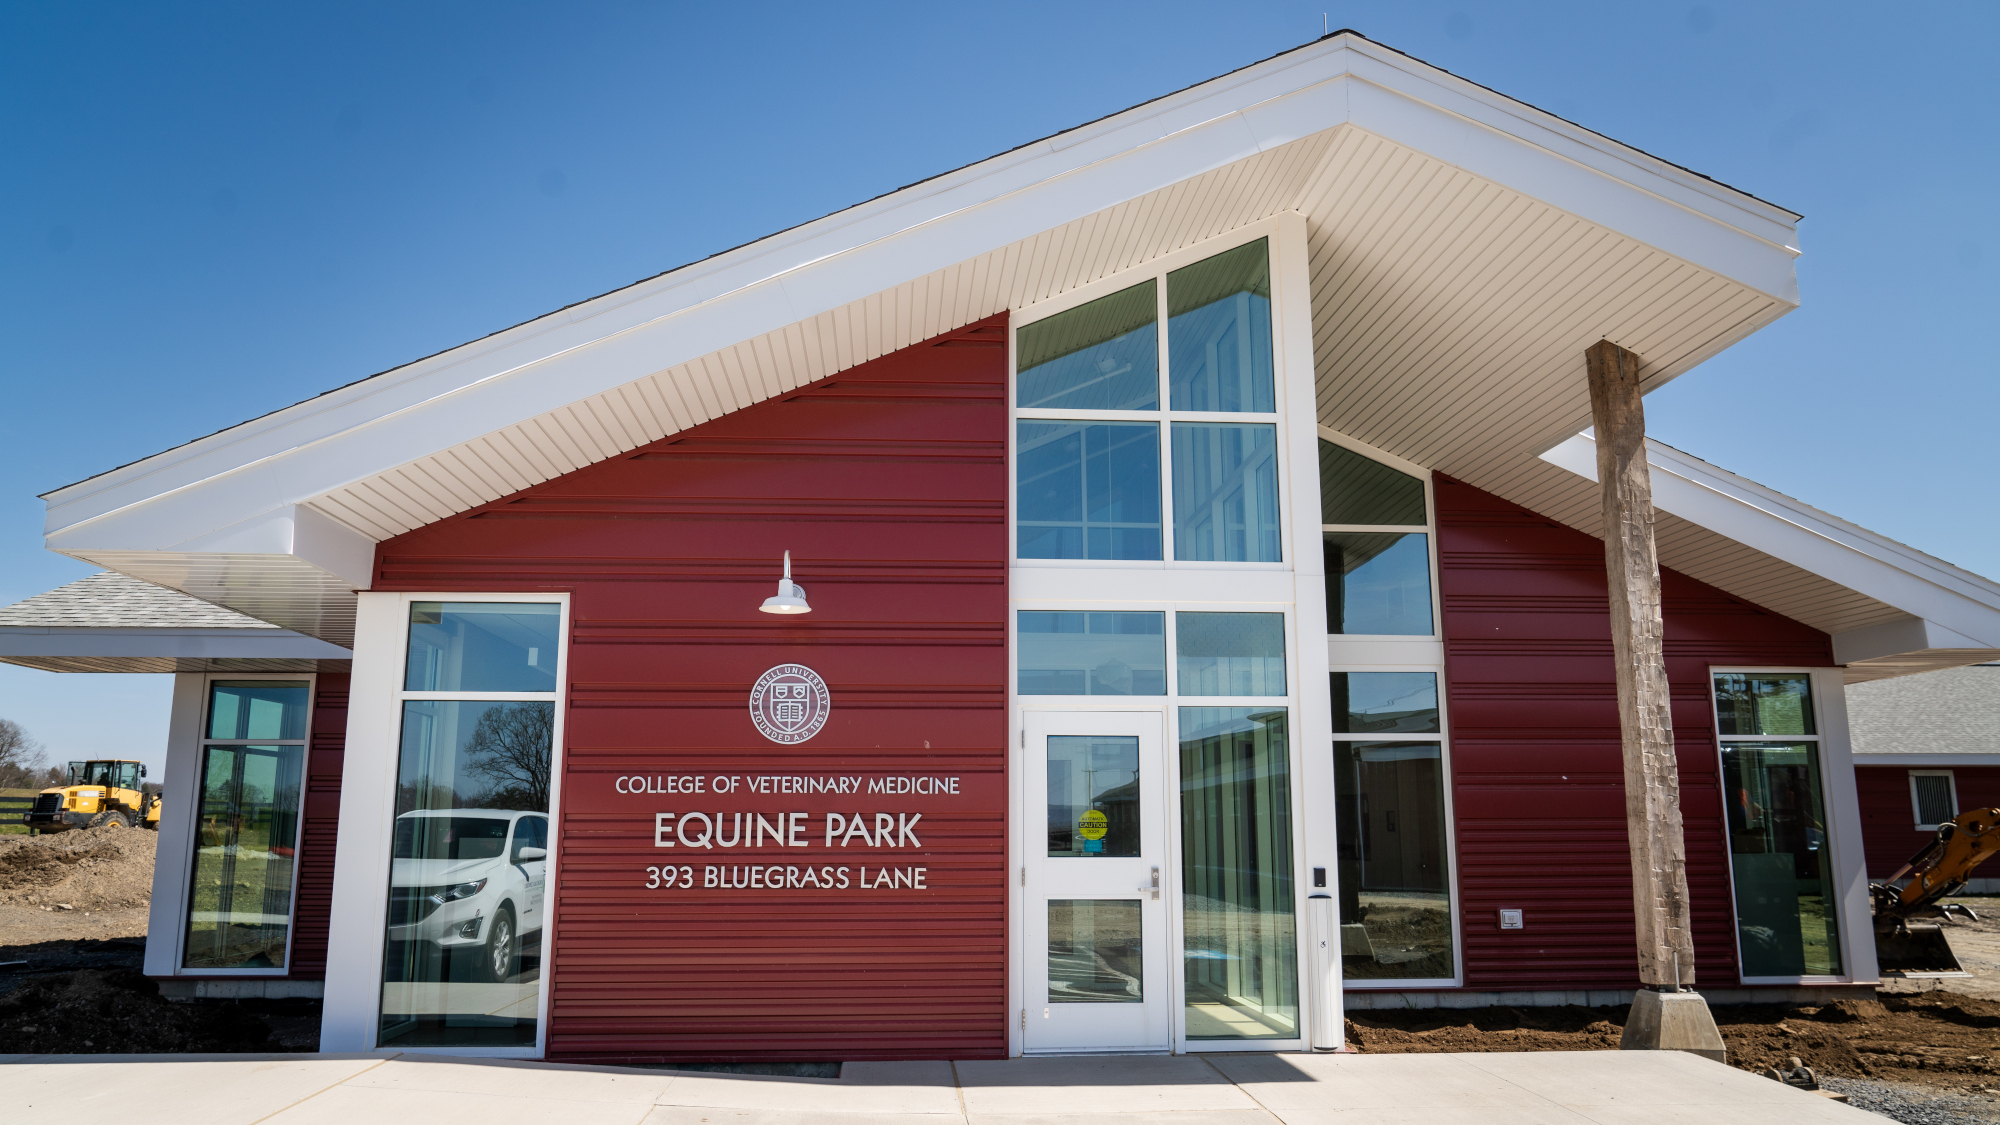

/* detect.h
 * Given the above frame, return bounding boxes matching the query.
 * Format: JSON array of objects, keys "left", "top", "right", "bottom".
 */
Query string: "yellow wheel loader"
[
  {"left": 1871, "top": 806, "right": 2000, "bottom": 975},
  {"left": 22, "top": 759, "right": 160, "bottom": 833}
]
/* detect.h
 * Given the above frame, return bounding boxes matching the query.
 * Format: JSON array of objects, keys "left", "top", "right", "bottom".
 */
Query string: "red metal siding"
[
  {"left": 1857, "top": 764, "right": 2000, "bottom": 876},
  {"left": 1436, "top": 476, "right": 1833, "bottom": 991},
  {"left": 286, "top": 672, "right": 348, "bottom": 979},
  {"left": 372, "top": 316, "right": 1009, "bottom": 1061}
]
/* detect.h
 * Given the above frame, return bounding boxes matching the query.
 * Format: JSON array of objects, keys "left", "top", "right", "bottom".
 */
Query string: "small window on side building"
[{"left": 1910, "top": 771, "right": 1958, "bottom": 831}]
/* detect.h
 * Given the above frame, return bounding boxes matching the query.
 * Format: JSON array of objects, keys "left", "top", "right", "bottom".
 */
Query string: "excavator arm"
[{"left": 1870, "top": 807, "right": 2000, "bottom": 975}]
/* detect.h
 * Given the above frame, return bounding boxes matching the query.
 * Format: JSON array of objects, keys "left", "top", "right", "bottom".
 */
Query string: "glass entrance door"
[{"left": 1024, "top": 711, "right": 1171, "bottom": 1052}]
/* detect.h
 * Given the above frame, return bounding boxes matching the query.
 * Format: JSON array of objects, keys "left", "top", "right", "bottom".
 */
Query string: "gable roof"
[
  {"left": 0, "top": 571, "right": 350, "bottom": 673},
  {"left": 38, "top": 31, "right": 1813, "bottom": 650}
]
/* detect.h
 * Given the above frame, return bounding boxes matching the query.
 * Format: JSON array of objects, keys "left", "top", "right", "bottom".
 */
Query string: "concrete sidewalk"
[{"left": 2, "top": 1049, "right": 1873, "bottom": 1124}]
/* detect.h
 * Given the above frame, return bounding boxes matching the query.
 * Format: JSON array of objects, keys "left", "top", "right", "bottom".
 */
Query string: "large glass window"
[
  {"left": 1172, "top": 422, "right": 1281, "bottom": 562},
  {"left": 1334, "top": 740, "right": 1453, "bottom": 981},
  {"left": 1180, "top": 707, "right": 1296, "bottom": 1040},
  {"left": 1017, "top": 421, "right": 1162, "bottom": 561},
  {"left": 382, "top": 602, "right": 560, "bottom": 1049},
  {"left": 1018, "top": 611, "right": 1166, "bottom": 696},
  {"left": 1177, "top": 612, "right": 1285, "bottom": 696},
  {"left": 1715, "top": 672, "right": 1841, "bottom": 979},
  {"left": 1015, "top": 238, "right": 1284, "bottom": 566},
  {"left": 184, "top": 680, "right": 309, "bottom": 971},
  {"left": 1324, "top": 533, "right": 1432, "bottom": 635},
  {"left": 1016, "top": 280, "right": 1159, "bottom": 411},
  {"left": 1168, "top": 238, "right": 1273, "bottom": 412}
]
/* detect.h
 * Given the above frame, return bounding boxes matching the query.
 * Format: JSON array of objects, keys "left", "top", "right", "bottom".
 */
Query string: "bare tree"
[
  {"left": 0, "top": 719, "right": 48, "bottom": 790},
  {"left": 465, "top": 703, "right": 554, "bottom": 812}
]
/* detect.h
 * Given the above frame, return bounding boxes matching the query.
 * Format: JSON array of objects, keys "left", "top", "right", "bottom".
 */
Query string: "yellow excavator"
[
  {"left": 22, "top": 759, "right": 160, "bottom": 833},
  {"left": 1872, "top": 806, "right": 2000, "bottom": 975}
]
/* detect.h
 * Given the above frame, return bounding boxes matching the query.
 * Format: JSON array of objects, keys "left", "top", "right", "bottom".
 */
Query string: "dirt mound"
[
  {"left": 0, "top": 824, "right": 155, "bottom": 911},
  {"left": 1347, "top": 993, "right": 2000, "bottom": 1090},
  {"left": 0, "top": 968, "right": 275, "bottom": 1053}
]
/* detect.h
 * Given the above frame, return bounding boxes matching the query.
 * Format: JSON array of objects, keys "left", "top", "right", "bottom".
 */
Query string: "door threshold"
[{"left": 1024, "top": 1040, "right": 1176, "bottom": 1048}]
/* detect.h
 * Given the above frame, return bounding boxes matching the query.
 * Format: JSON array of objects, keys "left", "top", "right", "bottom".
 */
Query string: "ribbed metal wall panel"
[
  {"left": 1436, "top": 476, "right": 1834, "bottom": 992},
  {"left": 370, "top": 317, "right": 1009, "bottom": 1062},
  {"left": 1855, "top": 765, "right": 2000, "bottom": 877},
  {"left": 288, "top": 672, "right": 348, "bottom": 979}
]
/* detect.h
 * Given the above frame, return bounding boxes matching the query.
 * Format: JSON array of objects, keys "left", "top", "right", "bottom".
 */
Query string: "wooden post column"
[{"left": 1585, "top": 339, "right": 1698, "bottom": 989}]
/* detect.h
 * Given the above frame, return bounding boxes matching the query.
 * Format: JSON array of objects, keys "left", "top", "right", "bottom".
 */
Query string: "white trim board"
[{"left": 1543, "top": 434, "right": 2000, "bottom": 679}]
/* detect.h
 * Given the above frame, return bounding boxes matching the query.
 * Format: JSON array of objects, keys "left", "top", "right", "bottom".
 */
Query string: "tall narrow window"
[
  {"left": 1332, "top": 672, "right": 1453, "bottom": 981},
  {"left": 184, "top": 679, "right": 310, "bottom": 971},
  {"left": 1714, "top": 672, "right": 1842, "bottom": 979},
  {"left": 1167, "top": 238, "right": 1273, "bottom": 412},
  {"left": 381, "top": 602, "right": 560, "bottom": 1049},
  {"left": 1180, "top": 707, "right": 1296, "bottom": 1040}
]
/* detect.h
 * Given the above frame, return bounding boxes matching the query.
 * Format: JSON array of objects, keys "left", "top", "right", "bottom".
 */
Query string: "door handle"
[{"left": 1142, "top": 866, "right": 1159, "bottom": 900}]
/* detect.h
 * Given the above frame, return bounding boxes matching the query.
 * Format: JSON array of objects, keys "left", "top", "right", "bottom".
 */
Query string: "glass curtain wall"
[
  {"left": 184, "top": 680, "right": 310, "bottom": 970},
  {"left": 1014, "top": 238, "right": 1281, "bottom": 566},
  {"left": 380, "top": 602, "right": 561, "bottom": 1048},
  {"left": 1714, "top": 672, "right": 1842, "bottom": 978}
]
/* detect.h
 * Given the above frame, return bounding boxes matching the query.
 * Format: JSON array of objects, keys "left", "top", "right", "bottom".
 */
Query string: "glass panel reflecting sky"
[
  {"left": 1172, "top": 422, "right": 1280, "bottom": 562},
  {"left": 1017, "top": 280, "right": 1159, "bottom": 411},
  {"left": 1017, "top": 421, "right": 1162, "bottom": 561},
  {"left": 1177, "top": 612, "right": 1285, "bottom": 696},
  {"left": 1047, "top": 735, "right": 1140, "bottom": 858},
  {"left": 1167, "top": 239, "right": 1273, "bottom": 413},
  {"left": 406, "top": 603, "right": 561, "bottom": 693},
  {"left": 207, "top": 681, "right": 310, "bottom": 741},
  {"left": 1324, "top": 532, "right": 1432, "bottom": 635},
  {"left": 1018, "top": 611, "right": 1166, "bottom": 696},
  {"left": 1331, "top": 673, "right": 1440, "bottom": 734}
]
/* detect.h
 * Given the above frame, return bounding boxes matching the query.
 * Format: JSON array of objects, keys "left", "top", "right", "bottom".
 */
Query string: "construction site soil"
[{"left": 0, "top": 821, "right": 156, "bottom": 911}]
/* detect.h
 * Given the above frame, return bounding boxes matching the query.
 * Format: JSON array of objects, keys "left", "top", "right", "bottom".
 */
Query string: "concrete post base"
[{"left": 1619, "top": 989, "right": 1726, "bottom": 1064}]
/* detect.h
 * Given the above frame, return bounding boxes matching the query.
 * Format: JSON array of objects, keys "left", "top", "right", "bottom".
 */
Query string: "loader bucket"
[{"left": 1874, "top": 923, "right": 1969, "bottom": 977}]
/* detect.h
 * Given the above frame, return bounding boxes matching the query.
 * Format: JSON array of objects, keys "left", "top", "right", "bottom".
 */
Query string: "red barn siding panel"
[
  {"left": 1857, "top": 764, "right": 2000, "bottom": 876},
  {"left": 287, "top": 672, "right": 346, "bottom": 979},
  {"left": 1436, "top": 476, "right": 1832, "bottom": 992},
  {"left": 372, "top": 315, "right": 1009, "bottom": 1062}
]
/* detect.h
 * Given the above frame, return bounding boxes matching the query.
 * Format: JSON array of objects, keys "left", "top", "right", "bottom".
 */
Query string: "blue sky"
[{"left": 2, "top": 1, "right": 1995, "bottom": 769}]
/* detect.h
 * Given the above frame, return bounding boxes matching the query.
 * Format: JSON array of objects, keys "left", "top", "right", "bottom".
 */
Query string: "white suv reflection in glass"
[{"left": 387, "top": 809, "right": 548, "bottom": 982}]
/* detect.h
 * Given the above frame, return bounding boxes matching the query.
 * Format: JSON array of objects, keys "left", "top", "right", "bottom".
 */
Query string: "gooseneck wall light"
[{"left": 758, "top": 551, "right": 812, "bottom": 615}]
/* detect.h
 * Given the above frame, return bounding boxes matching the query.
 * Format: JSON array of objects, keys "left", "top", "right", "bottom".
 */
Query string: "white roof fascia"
[
  {"left": 1542, "top": 435, "right": 2000, "bottom": 659},
  {"left": 44, "top": 34, "right": 1800, "bottom": 564},
  {"left": 0, "top": 625, "right": 351, "bottom": 661},
  {"left": 1852, "top": 754, "right": 2000, "bottom": 767}
]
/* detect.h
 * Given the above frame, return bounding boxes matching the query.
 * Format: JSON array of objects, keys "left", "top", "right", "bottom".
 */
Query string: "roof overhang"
[
  {"left": 1542, "top": 435, "right": 2000, "bottom": 681},
  {"left": 40, "top": 33, "right": 1816, "bottom": 652},
  {"left": 0, "top": 625, "right": 351, "bottom": 674}
]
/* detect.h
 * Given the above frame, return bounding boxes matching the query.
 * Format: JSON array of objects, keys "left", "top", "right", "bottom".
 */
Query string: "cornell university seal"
[{"left": 748, "top": 663, "right": 831, "bottom": 744}]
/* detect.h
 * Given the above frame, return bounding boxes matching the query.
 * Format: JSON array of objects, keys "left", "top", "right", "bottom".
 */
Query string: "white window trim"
[
  {"left": 1909, "top": 770, "right": 1960, "bottom": 832},
  {"left": 144, "top": 671, "right": 317, "bottom": 978},
  {"left": 319, "top": 591, "right": 570, "bottom": 1058},
  {"left": 1709, "top": 666, "right": 1877, "bottom": 987}
]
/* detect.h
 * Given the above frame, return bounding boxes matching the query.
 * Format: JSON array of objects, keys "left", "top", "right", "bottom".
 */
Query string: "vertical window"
[
  {"left": 1909, "top": 771, "right": 1958, "bottom": 831},
  {"left": 381, "top": 602, "right": 560, "bottom": 1049},
  {"left": 1332, "top": 673, "right": 1453, "bottom": 981},
  {"left": 1180, "top": 707, "right": 1296, "bottom": 1039},
  {"left": 1320, "top": 440, "right": 1432, "bottom": 636},
  {"left": 1713, "top": 672, "right": 1842, "bottom": 979},
  {"left": 184, "top": 679, "right": 310, "bottom": 971},
  {"left": 1014, "top": 237, "right": 1284, "bottom": 566}
]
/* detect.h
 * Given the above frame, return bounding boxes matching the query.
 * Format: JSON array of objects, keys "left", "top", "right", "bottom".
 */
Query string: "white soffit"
[
  {"left": 41, "top": 33, "right": 1802, "bottom": 646},
  {"left": 1542, "top": 435, "right": 2000, "bottom": 681}
]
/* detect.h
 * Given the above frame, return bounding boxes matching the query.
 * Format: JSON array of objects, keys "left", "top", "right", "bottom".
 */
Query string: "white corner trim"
[
  {"left": 1812, "top": 669, "right": 1879, "bottom": 985},
  {"left": 1542, "top": 435, "right": 2000, "bottom": 651},
  {"left": 143, "top": 673, "right": 208, "bottom": 978}
]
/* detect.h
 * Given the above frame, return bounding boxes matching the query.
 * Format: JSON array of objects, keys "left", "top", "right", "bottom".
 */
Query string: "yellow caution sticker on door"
[{"left": 1077, "top": 809, "right": 1108, "bottom": 840}]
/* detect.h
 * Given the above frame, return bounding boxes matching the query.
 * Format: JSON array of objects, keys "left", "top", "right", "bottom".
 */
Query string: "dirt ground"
[{"left": 0, "top": 821, "right": 157, "bottom": 911}]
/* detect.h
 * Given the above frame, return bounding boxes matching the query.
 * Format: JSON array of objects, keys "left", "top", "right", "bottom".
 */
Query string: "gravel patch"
[{"left": 1821, "top": 1076, "right": 2000, "bottom": 1124}]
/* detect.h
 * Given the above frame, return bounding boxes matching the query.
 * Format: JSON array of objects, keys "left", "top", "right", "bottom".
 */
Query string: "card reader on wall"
[{"left": 1498, "top": 908, "right": 1524, "bottom": 930}]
